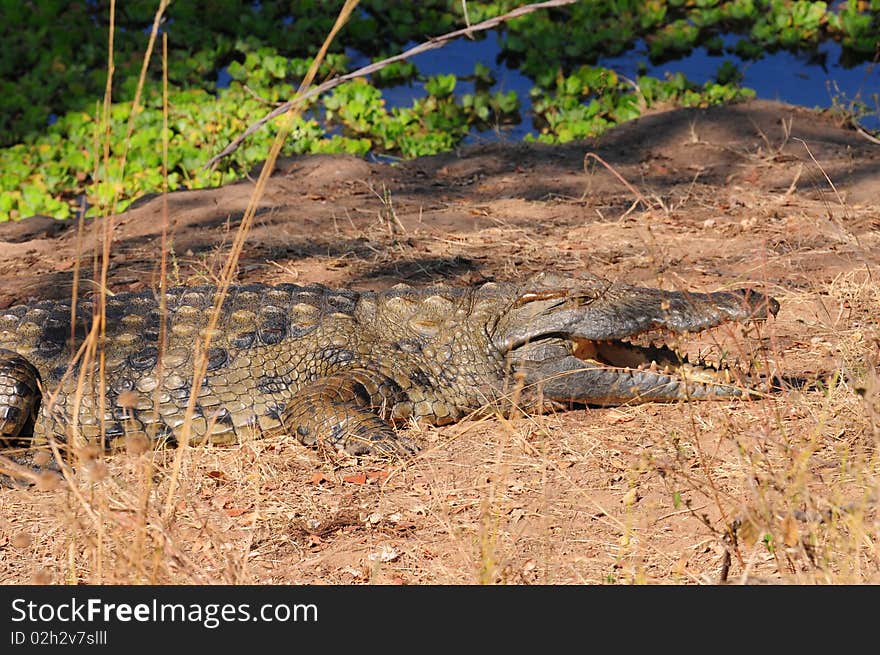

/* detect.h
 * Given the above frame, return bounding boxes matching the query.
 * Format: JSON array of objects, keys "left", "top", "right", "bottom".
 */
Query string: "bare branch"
[{"left": 204, "top": 0, "right": 578, "bottom": 169}]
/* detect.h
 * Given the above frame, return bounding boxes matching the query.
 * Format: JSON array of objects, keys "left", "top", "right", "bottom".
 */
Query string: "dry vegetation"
[{"left": 0, "top": 98, "right": 878, "bottom": 585}]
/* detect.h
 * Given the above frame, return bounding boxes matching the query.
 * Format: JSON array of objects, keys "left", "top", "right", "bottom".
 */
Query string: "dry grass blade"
[
  {"left": 794, "top": 137, "right": 874, "bottom": 281},
  {"left": 161, "top": 0, "right": 362, "bottom": 522},
  {"left": 583, "top": 151, "right": 658, "bottom": 215}
]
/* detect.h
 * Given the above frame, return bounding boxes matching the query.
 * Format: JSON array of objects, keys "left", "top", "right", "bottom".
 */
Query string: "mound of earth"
[{"left": 0, "top": 99, "right": 877, "bottom": 584}]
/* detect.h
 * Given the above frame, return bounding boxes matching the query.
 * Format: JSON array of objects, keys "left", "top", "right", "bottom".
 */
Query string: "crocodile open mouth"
[{"left": 571, "top": 332, "right": 745, "bottom": 387}]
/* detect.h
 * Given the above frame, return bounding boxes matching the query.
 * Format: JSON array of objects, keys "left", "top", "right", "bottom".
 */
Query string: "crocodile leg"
[
  {"left": 0, "top": 349, "right": 42, "bottom": 445},
  {"left": 273, "top": 369, "right": 417, "bottom": 457}
]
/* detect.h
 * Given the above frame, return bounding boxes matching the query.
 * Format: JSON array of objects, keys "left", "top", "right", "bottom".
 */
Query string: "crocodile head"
[{"left": 493, "top": 273, "right": 779, "bottom": 405}]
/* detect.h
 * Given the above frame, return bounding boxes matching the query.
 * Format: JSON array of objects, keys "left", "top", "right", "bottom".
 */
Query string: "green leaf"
[{"left": 424, "top": 74, "right": 457, "bottom": 98}]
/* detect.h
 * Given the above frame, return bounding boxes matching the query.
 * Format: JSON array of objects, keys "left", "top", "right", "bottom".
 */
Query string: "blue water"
[
  {"left": 603, "top": 37, "right": 879, "bottom": 129},
  {"left": 218, "top": 33, "right": 880, "bottom": 144},
  {"left": 378, "top": 36, "right": 539, "bottom": 143},
  {"left": 382, "top": 34, "right": 880, "bottom": 140}
]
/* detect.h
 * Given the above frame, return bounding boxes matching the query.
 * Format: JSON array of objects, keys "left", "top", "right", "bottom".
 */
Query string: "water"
[
  {"left": 603, "top": 36, "right": 879, "bottom": 129},
  {"left": 218, "top": 33, "right": 880, "bottom": 145},
  {"left": 383, "top": 34, "right": 880, "bottom": 140},
  {"left": 378, "top": 35, "right": 538, "bottom": 143}
]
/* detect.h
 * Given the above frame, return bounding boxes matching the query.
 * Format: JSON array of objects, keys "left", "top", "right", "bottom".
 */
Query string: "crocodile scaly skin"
[{"left": 0, "top": 274, "right": 778, "bottom": 459}]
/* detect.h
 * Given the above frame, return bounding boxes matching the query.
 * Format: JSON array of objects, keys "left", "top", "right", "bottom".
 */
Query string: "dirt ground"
[{"left": 0, "top": 98, "right": 877, "bottom": 584}]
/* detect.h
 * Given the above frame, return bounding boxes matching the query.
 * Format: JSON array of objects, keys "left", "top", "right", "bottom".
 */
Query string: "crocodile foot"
[{"left": 275, "top": 372, "right": 419, "bottom": 458}]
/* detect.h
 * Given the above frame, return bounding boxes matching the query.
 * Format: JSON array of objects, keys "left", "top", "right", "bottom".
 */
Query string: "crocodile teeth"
[{"left": 650, "top": 361, "right": 658, "bottom": 372}]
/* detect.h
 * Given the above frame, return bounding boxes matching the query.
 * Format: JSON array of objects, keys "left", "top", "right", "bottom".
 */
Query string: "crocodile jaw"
[
  {"left": 494, "top": 276, "right": 776, "bottom": 404},
  {"left": 496, "top": 278, "right": 779, "bottom": 353},
  {"left": 571, "top": 337, "right": 748, "bottom": 400}
]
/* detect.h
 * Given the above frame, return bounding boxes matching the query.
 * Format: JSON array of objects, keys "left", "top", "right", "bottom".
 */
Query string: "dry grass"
[
  {"left": 0, "top": 7, "right": 878, "bottom": 586},
  {"left": 1, "top": 195, "right": 877, "bottom": 584}
]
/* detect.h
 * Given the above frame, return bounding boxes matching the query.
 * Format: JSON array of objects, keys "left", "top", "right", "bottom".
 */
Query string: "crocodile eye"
[
  {"left": 513, "top": 289, "right": 569, "bottom": 308},
  {"left": 128, "top": 346, "right": 159, "bottom": 370}
]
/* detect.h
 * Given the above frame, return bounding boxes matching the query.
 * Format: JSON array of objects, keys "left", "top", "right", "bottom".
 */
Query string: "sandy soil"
[{"left": 0, "top": 99, "right": 877, "bottom": 584}]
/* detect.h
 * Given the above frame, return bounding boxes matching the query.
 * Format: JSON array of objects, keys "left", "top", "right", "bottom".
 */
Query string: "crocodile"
[{"left": 0, "top": 272, "right": 778, "bottom": 464}]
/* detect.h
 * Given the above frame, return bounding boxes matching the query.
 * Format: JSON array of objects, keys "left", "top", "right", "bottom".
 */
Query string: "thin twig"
[
  {"left": 204, "top": 0, "right": 577, "bottom": 169},
  {"left": 852, "top": 119, "right": 880, "bottom": 145},
  {"left": 583, "top": 151, "right": 657, "bottom": 213}
]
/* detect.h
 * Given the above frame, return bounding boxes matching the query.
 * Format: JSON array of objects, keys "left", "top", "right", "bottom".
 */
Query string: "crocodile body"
[{"left": 0, "top": 273, "right": 778, "bottom": 459}]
